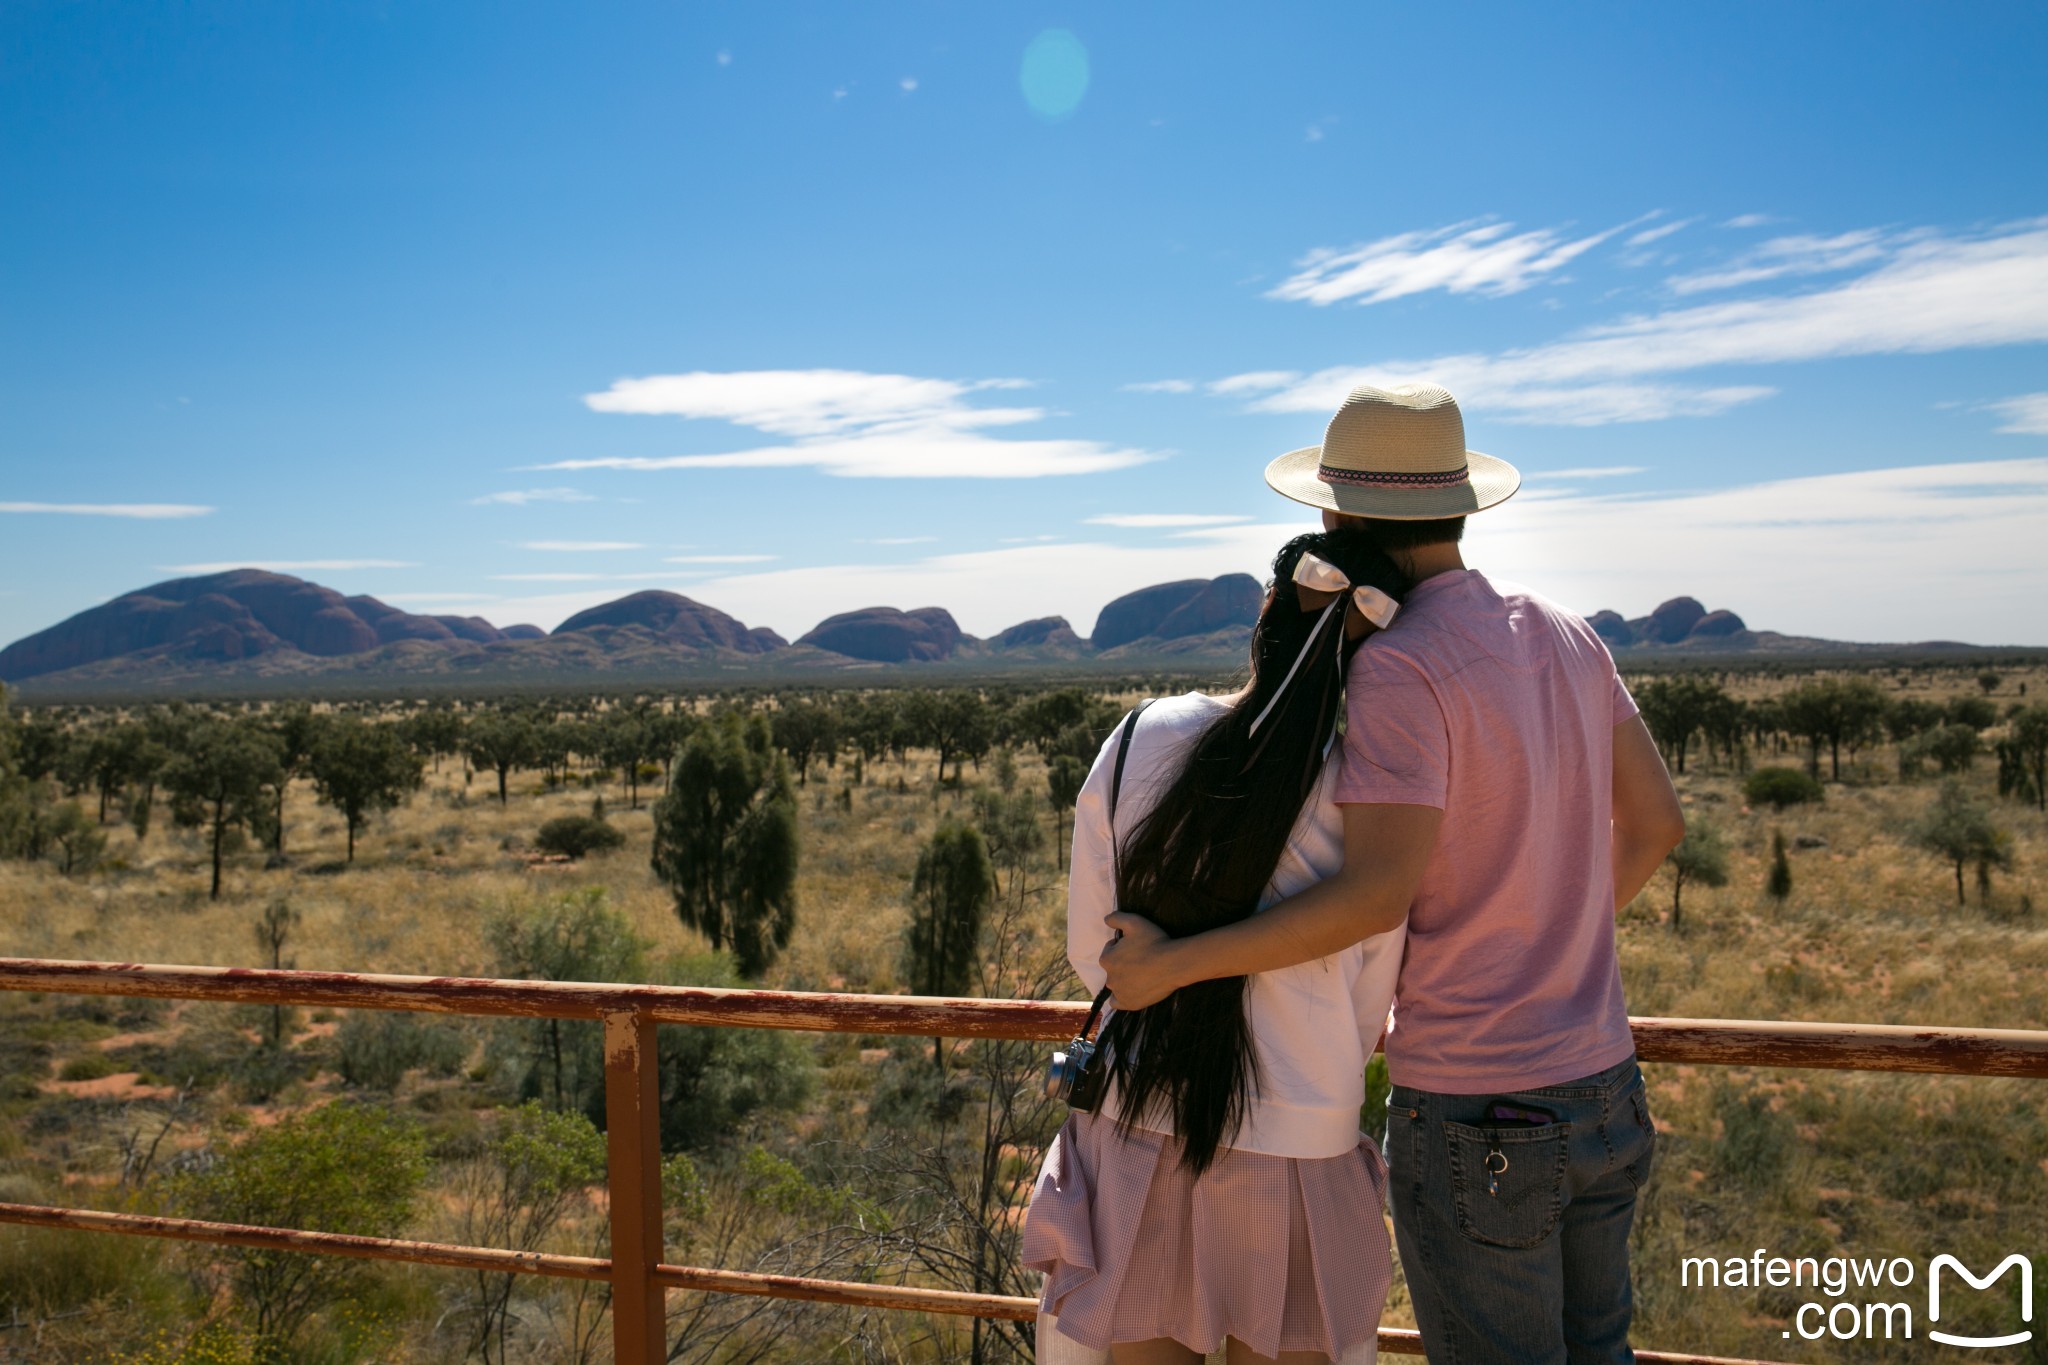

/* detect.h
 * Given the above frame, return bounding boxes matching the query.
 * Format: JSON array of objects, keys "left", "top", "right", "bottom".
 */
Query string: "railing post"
[{"left": 604, "top": 1009, "right": 665, "bottom": 1364}]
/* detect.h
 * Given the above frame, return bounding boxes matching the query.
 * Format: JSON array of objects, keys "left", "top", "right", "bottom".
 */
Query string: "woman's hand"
[{"left": 1098, "top": 912, "right": 1180, "bottom": 1009}]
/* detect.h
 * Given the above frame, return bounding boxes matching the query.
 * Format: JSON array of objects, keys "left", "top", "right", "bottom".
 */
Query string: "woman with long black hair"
[{"left": 1022, "top": 528, "right": 1410, "bottom": 1365}]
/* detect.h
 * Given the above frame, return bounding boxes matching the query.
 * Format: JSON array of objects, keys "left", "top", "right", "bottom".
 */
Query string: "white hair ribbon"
[{"left": 1244, "top": 552, "right": 1400, "bottom": 738}]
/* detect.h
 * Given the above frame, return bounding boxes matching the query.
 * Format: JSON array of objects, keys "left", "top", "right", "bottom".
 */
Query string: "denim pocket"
[
  {"left": 1444, "top": 1121, "right": 1572, "bottom": 1249},
  {"left": 1623, "top": 1081, "right": 1658, "bottom": 1189}
]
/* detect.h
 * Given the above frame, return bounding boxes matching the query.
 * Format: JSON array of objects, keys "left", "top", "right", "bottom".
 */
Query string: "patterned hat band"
[{"left": 1316, "top": 463, "right": 1472, "bottom": 489}]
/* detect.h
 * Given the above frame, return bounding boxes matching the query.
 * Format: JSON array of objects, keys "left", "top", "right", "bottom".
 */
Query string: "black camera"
[{"left": 1045, "top": 989, "right": 1112, "bottom": 1112}]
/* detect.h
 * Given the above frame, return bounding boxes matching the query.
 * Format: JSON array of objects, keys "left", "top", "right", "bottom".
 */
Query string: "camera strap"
[{"left": 1081, "top": 697, "right": 1155, "bottom": 1038}]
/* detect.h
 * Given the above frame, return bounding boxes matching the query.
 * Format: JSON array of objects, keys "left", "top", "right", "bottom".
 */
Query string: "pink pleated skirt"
[{"left": 1020, "top": 1110, "right": 1392, "bottom": 1360}]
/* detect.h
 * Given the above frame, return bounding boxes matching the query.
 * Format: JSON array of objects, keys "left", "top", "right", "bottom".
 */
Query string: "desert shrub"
[
  {"left": 1743, "top": 766, "right": 1823, "bottom": 809},
  {"left": 647, "top": 953, "right": 816, "bottom": 1150},
  {"left": 533, "top": 813, "right": 624, "bottom": 860},
  {"left": 0, "top": 1215, "right": 179, "bottom": 1323},
  {"left": 58, "top": 1051, "right": 119, "bottom": 1082},
  {"left": 173, "top": 1102, "right": 428, "bottom": 1348},
  {"left": 1712, "top": 1081, "right": 1794, "bottom": 1190},
  {"left": 337, "top": 1012, "right": 471, "bottom": 1090}
]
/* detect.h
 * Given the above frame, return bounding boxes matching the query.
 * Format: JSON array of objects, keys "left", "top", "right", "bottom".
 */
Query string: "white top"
[{"left": 1066, "top": 691, "right": 1407, "bottom": 1160}]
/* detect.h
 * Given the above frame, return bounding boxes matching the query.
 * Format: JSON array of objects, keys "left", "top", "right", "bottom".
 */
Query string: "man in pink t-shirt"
[{"left": 1102, "top": 384, "right": 1685, "bottom": 1364}]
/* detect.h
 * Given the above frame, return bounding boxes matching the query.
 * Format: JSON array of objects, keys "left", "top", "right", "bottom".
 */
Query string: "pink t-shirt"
[{"left": 1333, "top": 570, "right": 1639, "bottom": 1094}]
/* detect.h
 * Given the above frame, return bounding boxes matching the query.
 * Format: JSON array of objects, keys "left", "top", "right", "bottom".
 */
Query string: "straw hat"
[{"left": 1264, "top": 383, "right": 1520, "bottom": 519}]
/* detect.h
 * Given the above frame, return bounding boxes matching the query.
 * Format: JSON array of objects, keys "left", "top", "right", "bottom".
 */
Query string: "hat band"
[{"left": 1317, "top": 462, "right": 1471, "bottom": 489}]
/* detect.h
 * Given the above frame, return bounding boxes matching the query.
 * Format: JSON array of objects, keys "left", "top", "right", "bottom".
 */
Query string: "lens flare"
[{"left": 1020, "top": 29, "right": 1089, "bottom": 122}]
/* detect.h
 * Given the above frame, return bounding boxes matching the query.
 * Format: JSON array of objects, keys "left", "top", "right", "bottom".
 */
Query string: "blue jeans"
[{"left": 1385, "top": 1055, "right": 1656, "bottom": 1365}]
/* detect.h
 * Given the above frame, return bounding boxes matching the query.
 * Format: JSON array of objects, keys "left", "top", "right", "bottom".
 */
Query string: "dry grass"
[{"left": 2, "top": 670, "right": 2045, "bottom": 1362}]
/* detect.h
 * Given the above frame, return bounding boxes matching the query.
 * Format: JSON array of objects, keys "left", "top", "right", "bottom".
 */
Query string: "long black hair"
[{"left": 1099, "top": 527, "right": 1407, "bottom": 1175}]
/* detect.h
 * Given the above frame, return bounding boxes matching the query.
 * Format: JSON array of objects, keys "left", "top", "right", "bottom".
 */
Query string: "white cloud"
[
  {"left": 900, "top": 77, "right": 918, "bottom": 92},
  {"left": 2, "top": 502, "right": 213, "bottom": 519},
  {"left": 1121, "top": 379, "right": 1196, "bottom": 394},
  {"left": 1267, "top": 217, "right": 1638, "bottom": 307},
  {"left": 1522, "top": 467, "right": 1648, "bottom": 480},
  {"left": 550, "top": 369, "right": 1161, "bottom": 479},
  {"left": 663, "top": 554, "right": 778, "bottom": 564},
  {"left": 1667, "top": 228, "right": 1901, "bottom": 294},
  {"left": 863, "top": 536, "right": 937, "bottom": 545},
  {"left": 1477, "top": 456, "right": 2048, "bottom": 645},
  {"left": 1223, "top": 220, "right": 2048, "bottom": 426},
  {"left": 1625, "top": 218, "right": 1695, "bottom": 248},
  {"left": 1208, "top": 371, "right": 1301, "bottom": 396},
  {"left": 1724, "top": 213, "right": 1776, "bottom": 229},
  {"left": 470, "top": 487, "right": 596, "bottom": 506},
  {"left": 488, "top": 572, "right": 704, "bottom": 583},
  {"left": 358, "top": 457, "right": 2048, "bottom": 644},
  {"left": 1987, "top": 392, "right": 2048, "bottom": 436},
  {"left": 159, "top": 559, "right": 415, "bottom": 573},
  {"left": 1085, "top": 513, "right": 1253, "bottom": 528},
  {"left": 518, "top": 540, "right": 645, "bottom": 552}
]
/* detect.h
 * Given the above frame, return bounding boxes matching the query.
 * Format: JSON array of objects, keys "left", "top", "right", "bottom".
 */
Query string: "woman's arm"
[{"left": 1099, "top": 800, "right": 1441, "bottom": 1010}]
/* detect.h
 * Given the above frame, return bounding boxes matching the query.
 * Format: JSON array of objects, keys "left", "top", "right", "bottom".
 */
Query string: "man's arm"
[
  {"left": 1099, "top": 801, "right": 1441, "bottom": 1010},
  {"left": 1611, "top": 713, "right": 1685, "bottom": 910}
]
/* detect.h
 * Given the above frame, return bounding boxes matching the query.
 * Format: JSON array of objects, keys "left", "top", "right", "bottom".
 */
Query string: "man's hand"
[{"left": 1098, "top": 912, "right": 1179, "bottom": 1009}]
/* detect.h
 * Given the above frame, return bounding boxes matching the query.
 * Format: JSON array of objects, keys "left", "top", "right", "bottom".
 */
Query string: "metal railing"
[{"left": 2, "top": 956, "right": 2045, "bottom": 1364}]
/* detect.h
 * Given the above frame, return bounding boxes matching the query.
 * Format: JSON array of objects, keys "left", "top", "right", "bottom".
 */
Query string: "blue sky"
[{"left": 4, "top": 1, "right": 2046, "bottom": 649}]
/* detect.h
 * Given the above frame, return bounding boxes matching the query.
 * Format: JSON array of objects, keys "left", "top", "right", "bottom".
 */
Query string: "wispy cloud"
[
  {"left": 1625, "top": 218, "right": 1695, "bottom": 248},
  {"left": 160, "top": 559, "right": 415, "bottom": 573},
  {"left": 471, "top": 487, "right": 596, "bottom": 506},
  {"left": 1523, "top": 467, "right": 1647, "bottom": 480},
  {"left": 1986, "top": 392, "right": 2048, "bottom": 436},
  {"left": 488, "top": 572, "right": 701, "bottom": 583},
  {"left": 1480, "top": 456, "right": 2048, "bottom": 644},
  {"left": 1121, "top": 379, "right": 1196, "bottom": 394},
  {"left": 1667, "top": 228, "right": 1902, "bottom": 295},
  {"left": 863, "top": 536, "right": 937, "bottom": 545},
  {"left": 518, "top": 540, "right": 644, "bottom": 552},
  {"left": 1724, "top": 213, "right": 1776, "bottom": 229},
  {"left": 663, "top": 554, "right": 778, "bottom": 564},
  {"left": 544, "top": 369, "right": 1161, "bottom": 479},
  {"left": 2, "top": 501, "right": 213, "bottom": 519},
  {"left": 1219, "top": 219, "right": 2048, "bottom": 425},
  {"left": 1085, "top": 513, "right": 1253, "bottom": 528},
  {"left": 1267, "top": 216, "right": 1640, "bottom": 307}
]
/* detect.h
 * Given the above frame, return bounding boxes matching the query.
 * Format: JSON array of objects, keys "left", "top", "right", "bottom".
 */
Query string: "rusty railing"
[{"left": 2, "top": 956, "right": 2045, "bottom": 1364}]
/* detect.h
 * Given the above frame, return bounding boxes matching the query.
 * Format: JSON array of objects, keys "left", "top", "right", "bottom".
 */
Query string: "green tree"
[
  {"left": 464, "top": 709, "right": 536, "bottom": 805},
  {"left": 650, "top": 715, "right": 799, "bottom": 976},
  {"left": 1636, "top": 676, "right": 1727, "bottom": 774},
  {"left": 1766, "top": 829, "right": 1793, "bottom": 905},
  {"left": 597, "top": 709, "right": 655, "bottom": 809},
  {"left": 45, "top": 800, "right": 105, "bottom": 875},
  {"left": 449, "top": 1102, "right": 607, "bottom": 1364},
  {"left": 1996, "top": 705, "right": 2048, "bottom": 811},
  {"left": 252, "top": 898, "right": 300, "bottom": 1047},
  {"left": 1779, "top": 678, "right": 1890, "bottom": 780},
  {"left": 400, "top": 704, "right": 465, "bottom": 774},
  {"left": 1047, "top": 754, "right": 1087, "bottom": 872},
  {"left": 909, "top": 689, "right": 995, "bottom": 785},
  {"left": 1910, "top": 780, "right": 2011, "bottom": 907},
  {"left": 973, "top": 787, "right": 1044, "bottom": 902},
  {"left": 175, "top": 1102, "right": 428, "bottom": 1351},
  {"left": 771, "top": 698, "right": 840, "bottom": 786},
  {"left": 163, "top": 719, "right": 284, "bottom": 899},
  {"left": 264, "top": 704, "right": 327, "bottom": 854},
  {"left": 903, "top": 821, "right": 994, "bottom": 1070},
  {"left": 307, "top": 717, "right": 423, "bottom": 861},
  {"left": 1666, "top": 820, "right": 1729, "bottom": 931},
  {"left": 77, "top": 721, "right": 145, "bottom": 824},
  {"left": 487, "top": 889, "right": 649, "bottom": 1113}
]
